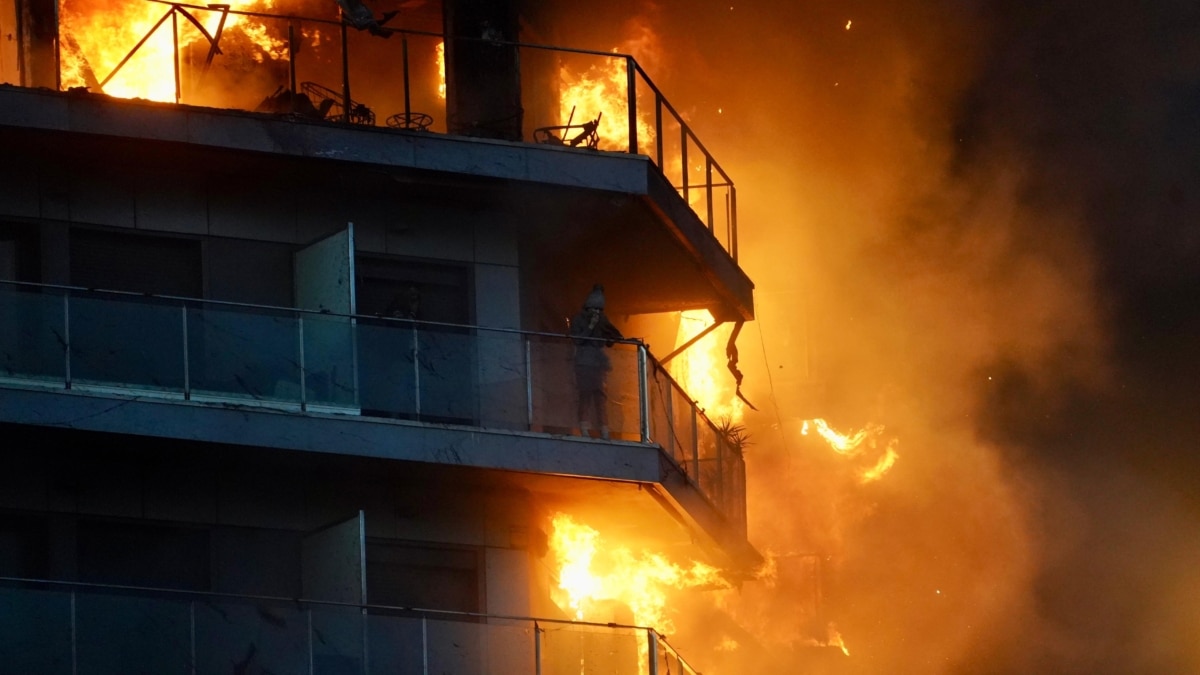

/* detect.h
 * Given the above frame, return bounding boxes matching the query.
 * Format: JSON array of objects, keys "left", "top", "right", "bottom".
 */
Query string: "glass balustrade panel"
[
  {"left": 70, "top": 291, "right": 184, "bottom": 394},
  {"left": 0, "top": 284, "right": 66, "bottom": 385}
]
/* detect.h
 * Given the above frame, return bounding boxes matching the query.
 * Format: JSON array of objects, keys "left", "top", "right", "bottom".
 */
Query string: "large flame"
[
  {"left": 59, "top": 0, "right": 289, "bottom": 101},
  {"left": 670, "top": 309, "right": 744, "bottom": 425},
  {"left": 548, "top": 512, "right": 729, "bottom": 635},
  {"left": 557, "top": 49, "right": 655, "bottom": 152}
]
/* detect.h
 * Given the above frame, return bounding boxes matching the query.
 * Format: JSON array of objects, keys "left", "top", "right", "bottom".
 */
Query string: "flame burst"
[
  {"left": 671, "top": 310, "right": 744, "bottom": 425},
  {"left": 59, "top": 0, "right": 290, "bottom": 101},
  {"left": 802, "top": 418, "right": 900, "bottom": 483},
  {"left": 549, "top": 513, "right": 729, "bottom": 634}
]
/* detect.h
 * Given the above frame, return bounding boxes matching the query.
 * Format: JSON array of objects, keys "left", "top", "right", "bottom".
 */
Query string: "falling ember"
[
  {"left": 548, "top": 513, "right": 730, "bottom": 635},
  {"left": 845, "top": 19, "right": 852, "bottom": 30}
]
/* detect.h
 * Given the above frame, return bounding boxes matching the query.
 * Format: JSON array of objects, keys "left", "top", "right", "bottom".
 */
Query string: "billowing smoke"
[{"left": 547, "top": 0, "right": 1200, "bottom": 673}]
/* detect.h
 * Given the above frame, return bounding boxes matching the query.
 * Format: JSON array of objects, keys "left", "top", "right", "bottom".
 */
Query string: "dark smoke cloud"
[{"left": 572, "top": 0, "right": 1200, "bottom": 672}]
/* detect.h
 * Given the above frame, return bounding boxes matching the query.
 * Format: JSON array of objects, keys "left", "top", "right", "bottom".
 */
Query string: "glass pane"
[
  {"left": 312, "top": 604, "right": 364, "bottom": 675},
  {"left": 540, "top": 622, "right": 643, "bottom": 675},
  {"left": 0, "top": 585, "right": 72, "bottom": 675},
  {"left": 605, "top": 344, "right": 641, "bottom": 440},
  {"left": 417, "top": 325, "right": 477, "bottom": 425},
  {"left": 671, "top": 383, "right": 697, "bottom": 473},
  {"left": 302, "top": 313, "right": 358, "bottom": 410},
  {"left": 71, "top": 292, "right": 184, "bottom": 392},
  {"left": 529, "top": 334, "right": 578, "bottom": 434},
  {"left": 194, "top": 598, "right": 308, "bottom": 675},
  {"left": 481, "top": 619, "right": 535, "bottom": 674},
  {"left": 646, "top": 365, "right": 674, "bottom": 458},
  {"left": 76, "top": 592, "right": 191, "bottom": 675},
  {"left": 367, "top": 613, "right": 424, "bottom": 674},
  {"left": 475, "top": 330, "right": 528, "bottom": 431},
  {"left": 356, "top": 318, "right": 418, "bottom": 419},
  {"left": 425, "top": 618, "right": 485, "bottom": 675},
  {"left": 0, "top": 284, "right": 66, "bottom": 384},
  {"left": 696, "top": 418, "right": 721, "bottom": 503},
  {"left": 187, "top": 304, "right": 299, "bottom": 404}
]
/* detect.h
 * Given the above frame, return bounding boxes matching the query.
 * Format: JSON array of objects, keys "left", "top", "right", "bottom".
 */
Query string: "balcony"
[
  {"left": 36, "top": 1, "right": 739, "bottom": 263},
  {"left": 0, "top": 280, "right": 750, "bottom": 557},
  {"left": 0, "top": 577, "right": 702, "bottom": 675}
]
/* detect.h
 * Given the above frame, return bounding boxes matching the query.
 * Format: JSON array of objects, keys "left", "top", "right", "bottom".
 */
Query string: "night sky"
[{"left": 557, "top": 0, "right": 1200, "bottom": 671}]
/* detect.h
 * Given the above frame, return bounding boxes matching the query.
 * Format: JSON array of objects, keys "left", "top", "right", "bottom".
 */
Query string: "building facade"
[{"left": 0, "top": 0, "right": 757, "bottom": 672}]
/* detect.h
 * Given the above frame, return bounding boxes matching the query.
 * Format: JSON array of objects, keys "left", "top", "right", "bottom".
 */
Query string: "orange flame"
[
  {"left": 549, "top": 512, "right": 729, "bottom": 635},
  {"left": 435, "top": 41, "right": 446, "bottom": 99},
  {"left": 828, "top": 623, "right": 851, "bottom": 656},
  {"left": 671, "top": 310, "right": 744, "bottom": 425},
  {"left": 557, "top": 50, "right": 655, "bottom": 152},
  {"left": 802, "top": 418, "right": 900, "bottom": 483},
  {"left": 60, "top": 0, "right": 290, "bottom": 101}
]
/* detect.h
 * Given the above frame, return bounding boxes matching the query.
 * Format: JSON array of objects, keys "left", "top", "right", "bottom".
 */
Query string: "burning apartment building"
[{"left": 0, "top": 0, "right": 759, "bottom": 672}]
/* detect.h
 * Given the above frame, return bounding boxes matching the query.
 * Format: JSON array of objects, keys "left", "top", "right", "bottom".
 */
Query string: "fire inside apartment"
[{"left": 0, "top": 0, "right": 759, "bottom": 672}]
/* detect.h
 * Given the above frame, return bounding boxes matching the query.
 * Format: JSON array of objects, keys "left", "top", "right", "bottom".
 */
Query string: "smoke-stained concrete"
[{"left": 545, "top": 0, "right": 1200, "bottom": 672}]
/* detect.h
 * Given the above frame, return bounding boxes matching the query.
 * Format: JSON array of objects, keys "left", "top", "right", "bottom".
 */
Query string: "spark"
[{"left": 846, "top": 20, "right": 852, "bottom": 30}]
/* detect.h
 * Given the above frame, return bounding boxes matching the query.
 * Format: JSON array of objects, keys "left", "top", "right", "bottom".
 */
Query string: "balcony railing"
[
  {"left": 52, "top": 0, "right": 738, "bottom": 260},
  {"left": 0, "top": 577, "right": 701, "bottom": 675},
  {"left": 0, "top": 280, "right": 746, "bottom": 535}
]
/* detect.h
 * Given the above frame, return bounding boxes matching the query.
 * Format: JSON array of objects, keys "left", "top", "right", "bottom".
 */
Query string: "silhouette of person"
[{"left": 568, "top": 284, "right": 623, "bottom": 439}]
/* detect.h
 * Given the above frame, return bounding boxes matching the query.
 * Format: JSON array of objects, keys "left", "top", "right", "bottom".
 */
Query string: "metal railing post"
[
  {"left": 647, "top": 630, "right": 659, "bottom": 675},
  {"left": 298, "top": 314, "right": 307, "bottom": 410},
  {"left": 654, "top": 92, "right": 663, "bottom": 167},
  {"left": 172, "top": 8, "right": 181, "bottom": 104},
  {"left": 63, "top": 293, "right": 71, "bottom": 390},
  {"left": 189, "top": 600, "right": 196, "bottom": 675},
  {"left": 412, "top": 326, "right": 421, "bottom": 417},
  {"left": 181, "top": 305, "right": 190, "bottom": 400},
  {"left": 421, "top": 615, "right": 429, "bottom": 675},
  {"left": 288, "top": 21, "right": 298, "bottom": 99},
  {"left": 341, "top": 22, "right": 351, "bottom": 123},
  {"left": 402, "top": 36, "right": 412, "bottom": 120},
  {"left": 534, "top": 621, "right": 542, "bottom": 675},
  {"left": 626, "top": 56, "right": 638, "bottom": 154},
  {"left": 525, "top": 338, "right": 534, "bottom": 429},
  {"left": 663, "top": 378, "right": 674, "bottom": 459},
  {"left": 638, "top": 345, "right": 649, "bottom": 443},
  {"left": 71, "top": 591, "right": 77, "bottom": 675},
  {"left": 705, "top": 157, "right": 714, "bottom": 231},
  {"left": 730, "top": 185, "right": 738, "bottom": 262},
  {"left": 680, "top": 126, "right": 689, "bottom": 203},
  {"left": 308, "top": 608, "right": 315, "bottom": 675},
  {"left": 690, "top": 403, "right": 699, "bottom": 480},
  {"left": 716, "top": 433, "right": 725, "bottom": 508}
]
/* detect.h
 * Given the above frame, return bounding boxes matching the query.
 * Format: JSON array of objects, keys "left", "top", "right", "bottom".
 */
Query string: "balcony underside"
[
  {"left": 0, "top": 385, "right": 760, "bottom": 572},
  {"left": 0, "top": 85, "right": 753, "bottom": 321}
]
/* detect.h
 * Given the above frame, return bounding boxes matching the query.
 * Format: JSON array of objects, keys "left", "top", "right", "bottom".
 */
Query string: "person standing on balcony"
[{"left": 569, "top": 284, "right": 623, "bottom": 439}]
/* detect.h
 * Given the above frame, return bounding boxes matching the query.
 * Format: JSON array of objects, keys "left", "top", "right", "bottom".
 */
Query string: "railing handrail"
[
  {"left": 0, "top": 573, "right": 702, "bottom": 672},
  {"left": 0, "top": 278, "right": 643, "bottom": 346},
  {"left": 0, "top": 574, "right": 654, "bottom": 633}
]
